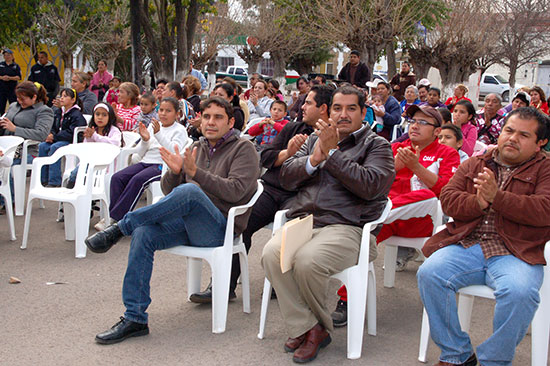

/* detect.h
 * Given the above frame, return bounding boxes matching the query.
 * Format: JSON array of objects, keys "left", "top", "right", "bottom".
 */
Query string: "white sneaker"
[{"left": 94, "top": 218, "right": 106, "bottom": 231}]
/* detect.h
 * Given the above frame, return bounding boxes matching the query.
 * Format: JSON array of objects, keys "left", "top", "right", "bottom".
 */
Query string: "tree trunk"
[
  {"left": 360, "top": 44, "right": 379, "bottom": 81},
  {"left": 130, "top": 0, "right": 142, "bottom": 87},
  {"left": 386, "top": 41, "right": 397, "bottom": 81},
  {"left": 106, "top": 57, "right": 116, "bottom": 75},
  {"left": 248, "top": 60, "right": 260, "bottom": 76},
  {"left": 63, "top": 53, "right": 72, "bottom": 88},
  {"left": 206, "top": 56, "right": 217, "bottom": 92},
  {"left": 271, "top": 51, "right": 287, "bottom": 95},
  {"left": 437, "top": 63, "right": 465, "bottom": 100},
  {"left": 508, "top": 57, "right": 519, "bottom": 89}
]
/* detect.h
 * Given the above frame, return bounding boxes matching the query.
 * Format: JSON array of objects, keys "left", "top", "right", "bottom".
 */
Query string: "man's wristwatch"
[{"left": 328, "top": 148, "right": 338, "bottom": 157}]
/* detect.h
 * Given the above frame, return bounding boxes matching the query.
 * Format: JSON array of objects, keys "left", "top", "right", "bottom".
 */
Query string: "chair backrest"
[
  {"left": 474, "top": 140, "right": 487, "bottom": 153},
  {"left": 72, "top": 126, "right": 87, "bottom": 144},
  {"left": 0, "top": 136, "right": 24, "bottom": 183},
  {"left": 241, "top": 117, "right": 264, "bottom": 136},
  {"left": 222, "top": 180, "right": 264, "bottom": 251},
  {"left": 122, "top": 131, "right": 140, "bottom": 147},
  {"left": 357, "top": 198, "right": 393, "bottom": 267},
  {"left": 47, "top": 143, "right": 120, "bottom": 195}
]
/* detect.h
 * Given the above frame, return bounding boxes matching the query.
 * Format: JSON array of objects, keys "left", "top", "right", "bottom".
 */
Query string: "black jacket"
[
  {"left": 280, "top": 125, "right": 395, "bottom": 227},
  {"left": 28, "top": 62, "right": 61, "bottom": 94},
  {"left": 51, "top": 107, "right": 87, "bottom": 143},
  {"left": 338, "top": 62, "right": 371, "bottom": 88}
]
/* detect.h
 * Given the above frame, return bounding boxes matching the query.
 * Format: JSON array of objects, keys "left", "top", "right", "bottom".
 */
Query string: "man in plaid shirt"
[{"left": 418, "top": 107, "right": 550, "bottom": 366}]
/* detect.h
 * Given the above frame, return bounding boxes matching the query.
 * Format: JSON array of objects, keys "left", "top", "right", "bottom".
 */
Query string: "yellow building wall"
[{"left": 9, "top": 44, "right": 65, "bottom": 85}]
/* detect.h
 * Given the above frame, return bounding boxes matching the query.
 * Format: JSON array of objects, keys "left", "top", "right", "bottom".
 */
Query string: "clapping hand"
[
  {"left": 160, "top": 145, "right": 184, "bottom": 174},
  {"left": 84, "top": 126, "right": 95, "bottom": 139},
  {"left": 183, "top": 146, "right": 198, "bottom": 178},
  {"left": 395, "top": 145, "right": 420, "bottom": 170},
  {"left": 287, "top": 134, "right": 307, "bottom": 157},
  {"left": 151, "top": 118, "right": 161, "bottom": 134},
  {"left": 474, "top": 167, "right": 498, "bottom": 209},
  {"left": 138, "top": 122, "right": 150, "bottom": 141}
]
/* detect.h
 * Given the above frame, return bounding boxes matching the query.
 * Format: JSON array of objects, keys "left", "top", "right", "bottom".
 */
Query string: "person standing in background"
[
  {"left": 0, "top": 49, "right": 21, "bottom": 113},
  {"left": 28, "top": 51, "right": 60, "bottom": 107}
]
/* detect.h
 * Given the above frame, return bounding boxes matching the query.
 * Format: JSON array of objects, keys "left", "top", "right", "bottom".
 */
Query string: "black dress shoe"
[
  {"left": 85, "top": 224, "right": 124, "bottom": 253},
  {"left": 189, "top": 282, "right": 237, "bottom": 304},
  {"left": 95, "top": 317, "right": 149, "bottom": 345}
]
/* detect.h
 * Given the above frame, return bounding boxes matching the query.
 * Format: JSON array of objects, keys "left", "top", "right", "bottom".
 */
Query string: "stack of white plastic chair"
[
  {"left": 13, "top": 139, "right": 39, "bottom": 216},
  {"left": 379, "top": 197, "right": 442, "bottom": 288},
  {"left": 0, "top": 136, "right": 24, "bottom": 240},
  {"left": 163, "top": 181, "right": 264, "bottom": 333},
  {"left": 21, "top": 143, "right": 120, "bottom": 258},
  {"left": 258, "top": 199, "right": 393, "bottom": 359}
]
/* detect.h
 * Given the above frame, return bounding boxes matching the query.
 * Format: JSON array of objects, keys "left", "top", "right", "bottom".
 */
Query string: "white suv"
[{"left": 479, "top": 73, "right": 511, "bottom": 102}]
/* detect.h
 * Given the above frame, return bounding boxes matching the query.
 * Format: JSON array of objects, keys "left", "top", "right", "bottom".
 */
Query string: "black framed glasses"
[{"left": 405, "top": 118, "right": 439, "bottom": 127}]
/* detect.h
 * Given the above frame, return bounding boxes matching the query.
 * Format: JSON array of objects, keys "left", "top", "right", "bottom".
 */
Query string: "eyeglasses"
[{"left": 406, "top": 118, "right": 439, "bottom": 127}]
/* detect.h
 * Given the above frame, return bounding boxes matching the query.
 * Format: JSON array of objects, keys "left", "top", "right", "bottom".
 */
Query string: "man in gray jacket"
[
  {"left": 85, "top": 97, "right": 259, "bottom": 344},
  {"left": 261, "top": 86, "right": 395, "bottom": 363}
]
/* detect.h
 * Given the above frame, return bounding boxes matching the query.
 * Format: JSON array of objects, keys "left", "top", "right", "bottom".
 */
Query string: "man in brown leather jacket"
[
  {"left": 417, "top": 107, "right": 550, "bottom": 366},
  {"left": 261, "top": 86, "right": 395, "bottom": 363}
]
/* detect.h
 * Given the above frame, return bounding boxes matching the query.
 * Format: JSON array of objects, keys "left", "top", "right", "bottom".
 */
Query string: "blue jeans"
[
  {"left": 417, "top": 244, "right": 543, "bottom": 366},
  {"left": 118, "top": 183, "right": 227, "bottom": 324},
  {"left": 38, "top": 141, "right": 70, "bottom": 186}
]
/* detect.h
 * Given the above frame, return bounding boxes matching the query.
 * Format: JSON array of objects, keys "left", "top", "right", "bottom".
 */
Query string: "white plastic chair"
[
  {"left": 418, "top": 241, "right": 550, "bottom": 366},
  {"left": 116, "top": 131, "right": 141, "bottom": 172},
  {"left": 241, "top": 117, "right": 264, "bottom": 139},
  {"left": 162, "top": 181, "right": 264, "bottom": 333},
  {"left": 21, "top": 143, "right": 121, "bottom": 258},
  {"left": 258, "top": 199, "right": 393, "bottom": 359},
  {"left": 0, "top": 136, "right": 24, "bottom": 240},
  {"left": 379, "top": 197, "right": 442, "bottom": 288},
  {"left": 13, "top": 139, "right": 39, "bottom": 216},
  {"left": 83, "top": 114, "right": 92, "bottom": 124},
  {"left": 474, "top": 140, "right": 488, "bottom": 154}
]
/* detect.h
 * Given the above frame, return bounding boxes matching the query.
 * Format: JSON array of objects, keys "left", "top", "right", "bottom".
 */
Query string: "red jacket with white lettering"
[{"left": 390, "top": 138, "right": 460, "bottom": 208}]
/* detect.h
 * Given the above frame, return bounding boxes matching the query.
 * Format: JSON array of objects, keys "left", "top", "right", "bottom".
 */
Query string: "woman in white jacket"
[{"left": 247, "top": 80, "right": 274, "bottom": 121}]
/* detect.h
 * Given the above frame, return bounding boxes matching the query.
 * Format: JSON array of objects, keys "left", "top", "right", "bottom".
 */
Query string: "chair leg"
[
  {"left": 237, "top": 247, "right": 251, "bottom": 314},
  {"left": 384, "top": 244, "right": 398, "bottom": 288},
  {"left": 457, "top": 293, "right": 474, "bottom": 333},
  {"left": 73, "top": 200, "right": 92, "bottom": 259},
  {"left": 20, "top": 198, "right": 34, "bottom": 249},
  {"left": 13, "top": 166, "right": 25, "bottom": 216},
  {"left": 64, "top": 203, "right": 76, "bottom": 241},
  {"left": 257, "top": 277, "right": 272, "bottom": 339},
  {"left": 211, "top": 253, "right": 232, "bottom": 334},
  {"left": 3, "top": 192, "right": 16, "bottom": 241},
  {"left": 186, "top": 257, "right": 203, "bottom": 301},
  {"left": 367, "top": 263, "right": 377, "bottom": 336},
  {"left": 345, "top": 273, "right": 368, "bottom": 359},
  {"left": 418, "top": 308, "right": 430, "bottom": 363},
  {"left": 531, "top": 284, "right": 550, "bottom": 366}
]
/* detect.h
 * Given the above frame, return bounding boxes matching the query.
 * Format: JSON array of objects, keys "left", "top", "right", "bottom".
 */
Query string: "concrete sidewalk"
[{"left": 0, "top": 199, "right": 539, "bottom": 366}]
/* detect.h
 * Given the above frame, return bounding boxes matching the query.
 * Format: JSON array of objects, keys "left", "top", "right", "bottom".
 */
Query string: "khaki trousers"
[{"left": 261, "top": 224, "right": 377, "bottom": 338}]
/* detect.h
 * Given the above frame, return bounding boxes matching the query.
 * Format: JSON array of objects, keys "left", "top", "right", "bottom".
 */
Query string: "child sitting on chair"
[{"left": 247, "top": 100, "right": 289, "bottom": 146}]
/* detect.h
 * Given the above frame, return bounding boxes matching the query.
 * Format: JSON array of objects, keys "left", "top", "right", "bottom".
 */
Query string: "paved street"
[{"left": 0, "top": 198, "right": 539, "bottom": 366}]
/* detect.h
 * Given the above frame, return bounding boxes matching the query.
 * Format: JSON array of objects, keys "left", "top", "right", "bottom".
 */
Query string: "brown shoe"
[
  {"left": 434, "top": 353, "right": 477, "bottom": 366},
  {"left": 284, "top": 334, "right": 306, "bottom": 352},
  {"left": 292, "top": 324, "right": 331, "bottom": 363}
]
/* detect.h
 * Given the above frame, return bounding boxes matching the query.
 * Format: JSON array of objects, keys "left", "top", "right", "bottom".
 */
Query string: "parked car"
[{"left": 479, "top": 73, "right": 511, "bottom": 102}]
